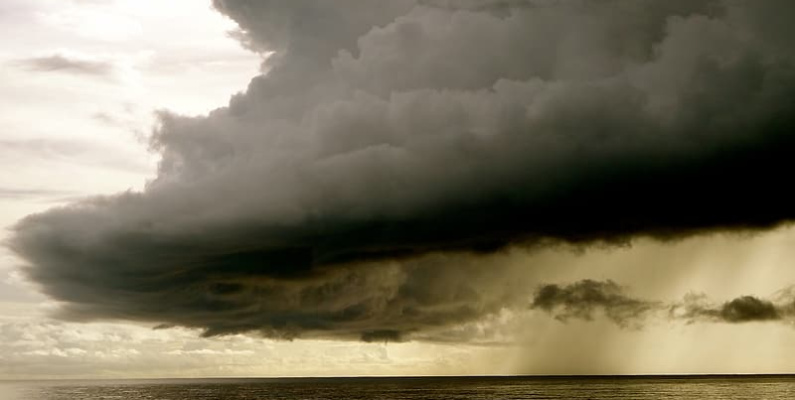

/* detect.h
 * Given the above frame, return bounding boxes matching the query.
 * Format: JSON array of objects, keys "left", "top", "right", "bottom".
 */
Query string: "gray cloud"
[
  {"left": 531, "top": 280, "right": 659, "bottom": 327},
  {"left": 10, "top": 0, "right": 795, "bottom": 341},
  {"left": 718, "top": 296, "right": 781, "bottom": 322},
  {"left": 533, "top": 280, "right": 795, "bottom": 326},
  {"left": 671, "top": 293, "right": 784, "bottom": 323},
  {"left": 17, "top": 249, "right": 537, "bottom": 342},
  {"left": 15, "top": 54, "right": 115, "bottom": 76}
]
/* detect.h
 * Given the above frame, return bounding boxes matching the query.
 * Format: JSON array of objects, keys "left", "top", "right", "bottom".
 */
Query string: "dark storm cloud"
[
  {"left": 534, "top": 280, "right": 795, "bottom": 326},
  {"left": 715, "top": 296, "right": 781, "bottom": 322},
  {"left": 10, "top": 0, "right": 795, "bottom": 341},
  {"left": 671, "top": 294, "right": 784, "bottom": 323},
  {"left": 531, "top": 280, "right": 658, "bottom": 327},
  {"left": 361, "top": 330, "right": 404, "bottom": 343},
  {"left": 16, "top": 54, "right": 115, "bottom": 76}
]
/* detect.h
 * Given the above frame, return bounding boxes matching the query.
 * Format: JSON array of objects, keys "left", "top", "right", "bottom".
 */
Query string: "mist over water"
[{"left": 3, "top": 376, "right": 795, "bottom": 399}]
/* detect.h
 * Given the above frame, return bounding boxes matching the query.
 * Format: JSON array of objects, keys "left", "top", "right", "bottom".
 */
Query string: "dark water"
[{"left": 3, "top": 375, "right": 795, "bottom": 399}]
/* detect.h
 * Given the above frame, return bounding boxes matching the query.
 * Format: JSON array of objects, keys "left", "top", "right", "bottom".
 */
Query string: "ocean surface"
[{"left": 2, "top": 375, "right": 795, "bottom": 399}]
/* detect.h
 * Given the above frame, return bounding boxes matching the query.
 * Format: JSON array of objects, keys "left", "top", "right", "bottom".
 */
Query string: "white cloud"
[
  {"left": 37, "top": 7, "right": 143, "bottom": 42},
  {"left": 0, "top": 0, "right": 260, "bottom": 377},
  {"left": 0, "top": 313, "right": 509, "bottom": 378}
]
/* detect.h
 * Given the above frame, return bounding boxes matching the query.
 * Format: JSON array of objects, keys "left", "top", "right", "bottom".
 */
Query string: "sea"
[{"left": 2, "top": 375, "right": 794, "bottom": 399}]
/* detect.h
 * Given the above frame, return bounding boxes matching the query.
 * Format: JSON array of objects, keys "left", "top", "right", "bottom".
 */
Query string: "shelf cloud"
[{"left": 10, "top": 0, "right": 795, "bottom": 341}]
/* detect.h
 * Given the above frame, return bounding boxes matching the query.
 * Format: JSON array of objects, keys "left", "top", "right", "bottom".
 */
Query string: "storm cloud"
[
  {"left": 531, "top": 280, "right": 659, "bottom": 327},
  {"left": 671, "top": 293, "right": 785, "bottom": 323},
  {"left": 533, "top": 280, "right": 795, "bottom": 326},
  {"left": 10, "top": 0, "right": 795, "bottom": 341}
]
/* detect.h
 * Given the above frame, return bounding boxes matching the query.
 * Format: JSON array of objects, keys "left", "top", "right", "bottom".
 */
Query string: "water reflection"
[{"left": 4, "top": 376, "right": 795, "bottom": 400}]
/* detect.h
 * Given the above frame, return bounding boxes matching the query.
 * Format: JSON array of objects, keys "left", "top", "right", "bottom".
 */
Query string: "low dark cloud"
[
  {"left": 17, "top": 250, "right": 536, "bottom": 342},
  {"left": 720, "top": 296, "right": 780, "bottom": 322},
  {"left": 533, "top": 280, "right": 795, "bottom": 326},
  {"left": 361, "top": 330, "right": 404, "bottom": 343},
  {"left": 15, "top": 54, "right": 115, "bottom": 76},
  {"left": 10, "top": 0, "right": 795, "bottom": 341},
  {"left": 671, "top": 294, "right": 784, "bottom": 323},
  {"left": 531, "top": 280, "right": 659, "bottom": 327}
]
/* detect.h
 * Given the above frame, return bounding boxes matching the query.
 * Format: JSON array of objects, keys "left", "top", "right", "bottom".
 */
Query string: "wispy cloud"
[
  {"left": 0, "top": 188, "right": 76, "bottom": 200},
  {"left": 14, "top": 53, "right": 116, "bottom": 76},
  {"left": 0, "top": 138, "right": 152, "bottom": 174}
]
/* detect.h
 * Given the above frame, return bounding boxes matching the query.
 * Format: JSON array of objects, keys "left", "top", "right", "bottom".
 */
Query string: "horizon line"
[{"left": 5, "top": 373, "right": 795, "bottom": 382}]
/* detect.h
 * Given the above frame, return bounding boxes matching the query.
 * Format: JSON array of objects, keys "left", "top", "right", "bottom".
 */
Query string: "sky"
[{"left": 2, "top": 0, "right": 795, "bottom": 379}]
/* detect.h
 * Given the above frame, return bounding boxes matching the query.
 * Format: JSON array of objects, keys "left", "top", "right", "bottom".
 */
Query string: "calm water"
[{"left": 3, "top": 375, "right": 795, "bottom": 399}]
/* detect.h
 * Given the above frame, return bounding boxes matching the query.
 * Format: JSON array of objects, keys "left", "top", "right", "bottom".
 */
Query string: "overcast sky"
[{"left": 2, "top": 0, "right": 795, "bottom": 379}]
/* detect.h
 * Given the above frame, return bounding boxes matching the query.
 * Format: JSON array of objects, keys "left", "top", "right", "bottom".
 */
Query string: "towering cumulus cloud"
[{"left": 10, "top": 0, "right": 795, "bottom": 341}]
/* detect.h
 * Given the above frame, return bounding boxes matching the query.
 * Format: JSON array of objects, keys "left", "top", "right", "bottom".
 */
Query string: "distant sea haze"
[{"left": 3, "top": 375, "right": 795, "bottom": 399}]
